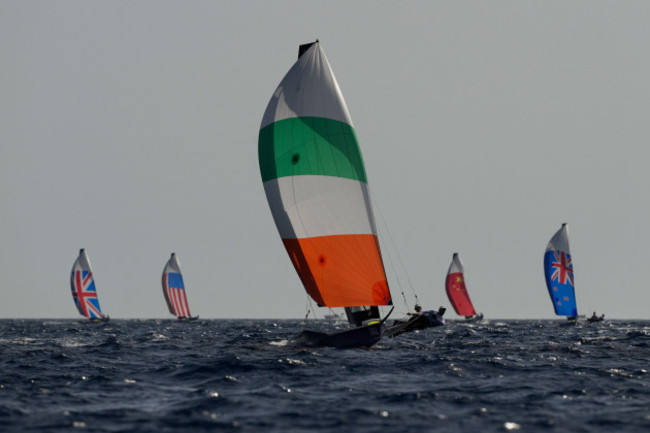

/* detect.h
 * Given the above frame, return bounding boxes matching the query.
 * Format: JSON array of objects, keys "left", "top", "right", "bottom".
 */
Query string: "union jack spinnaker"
[{"left": 70, "top": 249, "right": 106, "bottom": 320}]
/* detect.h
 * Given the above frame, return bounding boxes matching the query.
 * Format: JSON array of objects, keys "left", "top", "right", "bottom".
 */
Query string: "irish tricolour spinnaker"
[
  {"left": 544, "top": 223, "right": 577, "bottom": 320},
  {"left": 258, "top": 41, "right": 392, "bottom": 347}
]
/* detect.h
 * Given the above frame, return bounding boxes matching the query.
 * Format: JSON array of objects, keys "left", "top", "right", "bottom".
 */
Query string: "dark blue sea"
[{"left": 1, "top": 319, "right": 649, "bottom": 432}]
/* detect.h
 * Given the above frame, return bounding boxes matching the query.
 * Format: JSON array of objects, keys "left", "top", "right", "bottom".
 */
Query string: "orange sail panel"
[{"left": 283, "top": 234, "right": 390, "bottom": 307}]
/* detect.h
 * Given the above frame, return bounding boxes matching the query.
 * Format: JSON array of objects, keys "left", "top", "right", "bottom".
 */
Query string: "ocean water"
[{"left": 0, "top": 319, "right": 648, "bottom": 432}]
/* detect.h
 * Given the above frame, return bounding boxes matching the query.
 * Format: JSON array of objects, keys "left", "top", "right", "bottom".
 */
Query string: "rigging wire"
[
  {"left": 378, "top": 228, "right": 408, "bottom": 308},
  {"left": 303, "top": 296, "right": 316, "bottom": 326},
  {"left": 370, "top": 189, "right": 420, "bottom": 309}
]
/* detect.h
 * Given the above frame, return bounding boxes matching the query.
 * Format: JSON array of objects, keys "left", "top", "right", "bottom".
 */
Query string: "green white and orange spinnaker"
[{"left": 258, "top": 41, "right": 392, "bottom": 309}]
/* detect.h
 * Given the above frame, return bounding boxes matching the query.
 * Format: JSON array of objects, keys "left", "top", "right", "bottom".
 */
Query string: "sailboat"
[
  {"left": 544, "top": 223, "right": 578, "bottom": 322},
  {"left": 445, "top": 253, "right": 483, "bottom": 321},
  {"left": 162, "top": 253, "right": 198, "bottom": 321},
  {"left": 70, "top": 248, "right": 109, "bottom": 321},
  {"left": 258, "top": 41, "right": 393, "bottom": 348}
]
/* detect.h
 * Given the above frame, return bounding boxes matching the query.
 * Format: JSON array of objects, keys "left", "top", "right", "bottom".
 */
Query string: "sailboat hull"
[
  {"left": 559, "top": 316, "right": 578, "bottom": 326},
  {"left": 291, "top": 323, "right": 383, "bottom": 349},
  {"left": 84, "top": 315, "right": 109, "bottom": 323},
  {"left": 383, "top": 312, "right": 444, "bottom": 338}
]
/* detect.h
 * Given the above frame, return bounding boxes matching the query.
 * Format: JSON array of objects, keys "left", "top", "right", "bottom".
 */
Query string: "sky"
[{"left": 2, "top": 1, "right": 649, "bottom": 320}]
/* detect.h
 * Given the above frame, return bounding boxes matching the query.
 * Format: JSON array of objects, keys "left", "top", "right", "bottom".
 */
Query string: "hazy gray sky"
[{"left": 2, "top": 1, "right": 649, "bottom": 319}]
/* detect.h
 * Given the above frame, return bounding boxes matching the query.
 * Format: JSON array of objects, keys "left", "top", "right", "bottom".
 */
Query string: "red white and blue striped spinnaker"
[
  {"left": 162, "top": 253, "right": 192, "bottom": 318},
  {"left": 163, "top": 272, "right": 191, "bottom": 317}
]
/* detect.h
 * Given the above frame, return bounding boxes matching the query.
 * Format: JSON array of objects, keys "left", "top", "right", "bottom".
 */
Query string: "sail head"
[{"left": 298, "top": 40, "right": 318, "bottom": 58}]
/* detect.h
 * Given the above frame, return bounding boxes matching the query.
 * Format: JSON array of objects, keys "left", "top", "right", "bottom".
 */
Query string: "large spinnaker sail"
[
  {"left": 258, "top": 41, "right": 392, "bottom": 309},
  {"left": 70, "top": 249, "right": 104, "bottom": 319},
  {"left": 544, "top": 223, "right": 577, "bottom": 317},
  {"left": 162, "top": 253, "right": 192, "bottom": 318},
  {"left": 445, "top": 253, "right": 477, "bottom": 316}
]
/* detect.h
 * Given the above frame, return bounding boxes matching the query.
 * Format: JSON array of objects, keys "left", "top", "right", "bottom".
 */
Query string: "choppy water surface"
[{"left": 0, "top": 319, "right": 649, "bottom": 432}]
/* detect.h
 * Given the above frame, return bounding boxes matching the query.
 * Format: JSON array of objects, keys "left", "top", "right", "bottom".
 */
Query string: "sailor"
[
  {"left": 421, "top": 306, "right": 446, "bottom": 326},
  {"left": 432, "top": 306, "right": 446, "bottom": 325},
  {"left": 408, "top": 304, "right": 423, "bottom": 316},
  {"left": 591, "top": 311, "right": 598, "bottom": 320}
]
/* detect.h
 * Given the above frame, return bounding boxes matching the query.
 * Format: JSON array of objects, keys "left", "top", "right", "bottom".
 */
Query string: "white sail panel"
[
  {"left": 263, "top": 175, "right": 378, "bottom": 239},
  {"left": 448, "top": 253, "right": 464, "bottom": 275},
  {"left": 163, "top": 254, "right": 182, "bottom": 274},
  {"left": 546, "top": 223, "right": 570, "bottom": 254},
  {"left": 260, "top": 42, "right": 352, "bottom": 129},
  {"left": 74, "top": 249, "right": 93, "bottom": 274}
]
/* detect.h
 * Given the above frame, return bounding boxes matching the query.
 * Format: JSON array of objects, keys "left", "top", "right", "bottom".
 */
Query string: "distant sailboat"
[
  {"left": 70, "top": 249, "right": 108, "bottom": 321},
  {"left": 587, "top": 312, "right": 605, "bottom": 323},
  {"left": 544, "top": 223, "right": 578, "bottom": 322},
  {"left": 445, "top": 253, "right": 483, "bottom": 321},
  {"left": 259, "top": 41, "right": 393, "bottom": 348},
  {"left": 382, "top": 304, "right": 446, "bottom": 338},
  {"left": 162, "top": 253, "right": 198, "bottom": 320}
]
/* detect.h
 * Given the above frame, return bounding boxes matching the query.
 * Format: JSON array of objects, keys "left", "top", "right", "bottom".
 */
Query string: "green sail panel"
[{"left": 259, "top": 117, "right": 367, "bottom": 183}]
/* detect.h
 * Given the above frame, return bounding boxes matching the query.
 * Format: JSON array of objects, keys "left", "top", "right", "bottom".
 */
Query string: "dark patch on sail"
[{"left": 291, "top": 153, "right": 300, "bottom": 165}]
